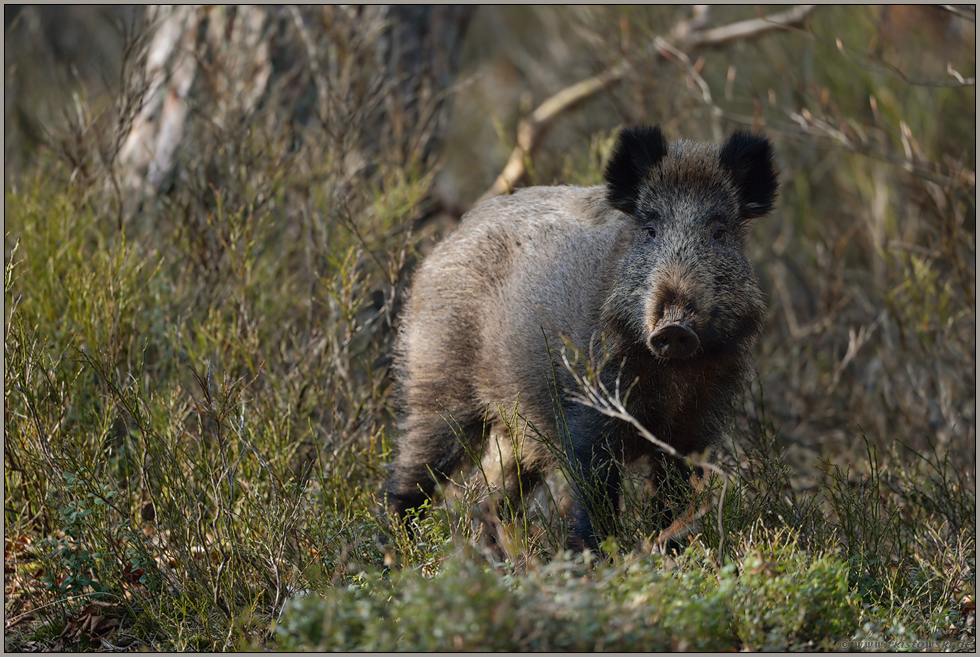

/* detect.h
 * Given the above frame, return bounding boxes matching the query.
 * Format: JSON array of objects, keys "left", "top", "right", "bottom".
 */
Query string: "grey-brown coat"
[{"left": 386, "top": 125, "right": 777, "bottom": 549}]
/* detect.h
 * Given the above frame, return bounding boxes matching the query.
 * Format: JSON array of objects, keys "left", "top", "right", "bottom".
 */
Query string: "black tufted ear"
[
  {"left": 604, "top": 125, "right": 669, "bottom": 217},
  {"left": 718, "top": 130, "right": 778, "bottom": 220}
]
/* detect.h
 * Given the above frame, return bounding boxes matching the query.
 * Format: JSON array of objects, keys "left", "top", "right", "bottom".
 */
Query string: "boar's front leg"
[{"left": 564, "top": 409, "right": 624, "bottom": 552}]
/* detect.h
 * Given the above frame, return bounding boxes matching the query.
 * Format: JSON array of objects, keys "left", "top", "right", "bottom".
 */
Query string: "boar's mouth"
[{"left": 647, "top": 322, "right": 700, "bottom": 359}]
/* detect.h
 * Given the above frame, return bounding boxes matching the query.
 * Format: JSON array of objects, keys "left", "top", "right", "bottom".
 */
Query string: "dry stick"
[
  {"left": 937, "top": 4, "right": 976, "bottom": 23},
  {"left": 479, "top": 4, "right": 819, "bottom": 202},
  {"left": 830, "top": 33, "right": 975, "bottom": 88},
  {"left": 478, "top": 64, "right": 627, "bottom": 203},
  {"left": 681, "top": 4, "right": 817, "bottom": 49}
]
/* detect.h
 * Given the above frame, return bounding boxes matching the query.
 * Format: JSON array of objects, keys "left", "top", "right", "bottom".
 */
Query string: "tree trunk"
[{"left": 117, "top": 5, "right": 474, "bottom": 216}]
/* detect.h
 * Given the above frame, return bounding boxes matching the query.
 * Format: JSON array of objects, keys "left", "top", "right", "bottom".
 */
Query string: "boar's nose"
[{"left": 648, "top": 323, "right": 700, "bottom": 359}]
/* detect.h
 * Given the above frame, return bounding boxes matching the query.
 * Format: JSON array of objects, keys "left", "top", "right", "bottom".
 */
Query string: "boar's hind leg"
[
  {"left": 477, "top": 430, "right": 544, "bottom": 516},
  {"left": 385, "top": 410, "right": 485, "bottom": 517}
]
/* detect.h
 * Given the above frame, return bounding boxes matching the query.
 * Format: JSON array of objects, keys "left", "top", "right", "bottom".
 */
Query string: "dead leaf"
[{"left": 59, "top": 602, "right": 122, "bottom": 644}]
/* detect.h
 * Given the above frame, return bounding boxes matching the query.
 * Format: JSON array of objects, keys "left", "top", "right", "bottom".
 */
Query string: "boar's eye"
[
  {"left": 710, "top": 225, "right": 727, "bottom": 242},
  {"left": 646, "top": 225, "right": 658, "bottom": 240}
]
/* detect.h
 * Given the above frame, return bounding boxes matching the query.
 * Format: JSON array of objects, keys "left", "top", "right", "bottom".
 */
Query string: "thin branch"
[
  {"left": 558, "top": 346, "right": 729, "bottom": 556},
  {"left": 831, "top": 36, "right": 975, "bottom": 88},
  {"left": 680, "top": 5, "right": 817, "bottom": 49},
  {"left": 478, "top": 64, "right": 627, "bottom": 202},
  {"left": 480, "top": 5, "right": 819, "bottom": 202},
  {"left": 654, "top": 38, "right": 712, "bottom": 106},
  {"left": 938, "top": 5, "right": 976, "bottom": 23}
]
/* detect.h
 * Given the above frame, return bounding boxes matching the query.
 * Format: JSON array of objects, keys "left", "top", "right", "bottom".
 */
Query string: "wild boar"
[{"left": 386, "top": 125, "right": 776, "bottom": 549}]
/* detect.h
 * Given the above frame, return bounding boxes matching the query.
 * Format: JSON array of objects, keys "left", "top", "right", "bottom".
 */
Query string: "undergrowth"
[
  {"left": 4, "top": 5, "right": 975, "bottom": 653},
  {"left": 4, "top": 170, "right": 974, "bottom": 650}
]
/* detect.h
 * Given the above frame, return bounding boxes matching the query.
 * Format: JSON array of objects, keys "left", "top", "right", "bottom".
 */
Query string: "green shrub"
[{"left": 277, "top": 537, "right": 860, "bottom": 651}]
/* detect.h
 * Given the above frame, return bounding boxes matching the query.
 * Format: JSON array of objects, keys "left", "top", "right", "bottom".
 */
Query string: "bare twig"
[
  {"left": 480, "top": 5, "right": 819, "bottom": 201},
  {"left": 938, "top": 5, "right": 976, "bottom": 23},
  {"left": 558, "top": 346, "right": 729, "bottom": 556},
  {"left": 831, "top": 35, "right": 976, "bottom": 88},
  {"left": 827, "top": 313, "right": 887, "bottom": 393},
  {"left": 479, "top": 64, "right": 627, "bottom": 202},
  {"left": 653, "top": 36, "right": 723, "bottom": 140},
  {"left": 680, "top": 5, "right": 817, "bottom": 49}
]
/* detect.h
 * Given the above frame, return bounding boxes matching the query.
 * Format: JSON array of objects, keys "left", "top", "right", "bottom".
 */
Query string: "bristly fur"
[
  {"left": 719, "top": 130, "right": 778, "bottom": 219},
  {"left": 604, "top": 125, "right": 669, "bottom": 218},
  {"left": 386, "top": 124, "right": 778, "bottom": 551}
]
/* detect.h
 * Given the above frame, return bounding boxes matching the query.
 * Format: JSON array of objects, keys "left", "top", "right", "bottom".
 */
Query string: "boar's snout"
[{"left": 648, "top": 323, "right": 700, "bottom": 359}]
